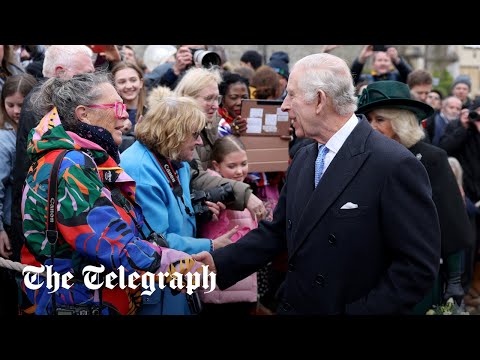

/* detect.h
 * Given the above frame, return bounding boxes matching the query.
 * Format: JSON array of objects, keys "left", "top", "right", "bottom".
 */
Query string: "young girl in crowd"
[
  {"left": 111, "top": 61, "right": 146, "bottom": 152},
  {"left": 0, "top": 73, "right": 37, "bottom": 315},
  {"left": 198, "top": 135, "right": 259, "bottom": 315}
]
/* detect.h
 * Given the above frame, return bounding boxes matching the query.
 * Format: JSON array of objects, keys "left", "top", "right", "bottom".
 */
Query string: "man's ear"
[
  {"left": 315, "top": 90, "right": 326, "bottom": 114},
  {"left": 212, "top": 160, "right": 220, "bottom": 172},
  {"left": 75, "top": 105, "right": 90, "bottom": 124},
  {"left": 54, "top": 65, "right": 67, "bottom": 78}
]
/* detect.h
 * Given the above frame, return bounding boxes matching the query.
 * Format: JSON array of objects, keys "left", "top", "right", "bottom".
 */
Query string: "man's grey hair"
[
  {"left": 294, "top": 53, "right": 357, "bottom": 116},
  {"left": 31, "top": 71, "right": 111, "bottom": 131},
  {"left": 42, "top": 45, "right": 93, "bottom": 78}
]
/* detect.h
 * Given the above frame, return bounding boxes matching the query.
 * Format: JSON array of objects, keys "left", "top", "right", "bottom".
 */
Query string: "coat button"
[
  {"left": 315, "top": 274, "right": 325, "bottom": 287},
  {"left": 328, "top": 233, "right": 336, "bottom": 245},
  {"left": 288, "top": 263, "right": 295, "bottom": 272},
  {"left": 281, "top": 302, "right": 292, "bottom": 311},
  {"left": 288, "top": 219, "right": 292, "bottom": 229}
]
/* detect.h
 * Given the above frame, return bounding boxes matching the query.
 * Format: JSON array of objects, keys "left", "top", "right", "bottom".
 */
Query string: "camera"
[
  {"left": 186, "top": 292, "right": 203, "bottom": 314},
  {"left": 189, "top": 48, "right": 221, "bottom": 68},
  {"left": 191, "top": 183, "right": 235, "bottom": 223},
  {"left": 468, "top": 111, "right": 480, "bottom": 122},
  {"left": 372, "top": 45, "right": 389, "bottom": 52},
  {"left": 147, "top": 231, "right": 169, "bottom": 248},
  {"left": 55, "top": 304, "right": 101, "bottom": 315}
]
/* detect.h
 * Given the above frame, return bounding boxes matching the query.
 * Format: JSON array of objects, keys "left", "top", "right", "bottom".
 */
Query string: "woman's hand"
[
  {"left": 247, "top": 194, "right": 266, "bottom": 220},
  {"left": 0, "top": 230, "right": 13, "bottom": 259},
  {"left": 212, "top": 225, "right": 238, "bottom": 250},
  {"left": 205, "top": 200, "right": 226, "bottom": 222},
  {"left": 232, "top": 116, "right": 247, "bottom": 135}
]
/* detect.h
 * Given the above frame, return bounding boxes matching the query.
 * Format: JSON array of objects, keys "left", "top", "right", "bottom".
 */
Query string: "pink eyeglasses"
[{"left": 86, "top": 101, "right": 127, "bottom": 119}]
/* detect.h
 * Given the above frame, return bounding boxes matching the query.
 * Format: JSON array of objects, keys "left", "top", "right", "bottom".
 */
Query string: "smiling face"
[
  {"left": 80, "top": 83, "right": 128, "bottom": 146},
  {"left": 372, "top": 52, "right": 393, "bottom": 75},
  {"left": 212, "top": 149, "right": 248, "bottom": 182},
  {"left": 281, "top": 67, "right": 319, "bottom": 139},
  {"left": 114, "top": 67, "right": 143, "bottom": 105}
]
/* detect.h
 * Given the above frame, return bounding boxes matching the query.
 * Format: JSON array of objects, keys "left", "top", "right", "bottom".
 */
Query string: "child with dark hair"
[{"left": 0, "top": 73, "right": 37, "bottom": 315}]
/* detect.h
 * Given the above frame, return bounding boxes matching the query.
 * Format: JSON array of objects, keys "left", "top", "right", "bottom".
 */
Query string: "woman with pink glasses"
[{"left": 19, "top": 72, "right": 205, "bottom": 315}]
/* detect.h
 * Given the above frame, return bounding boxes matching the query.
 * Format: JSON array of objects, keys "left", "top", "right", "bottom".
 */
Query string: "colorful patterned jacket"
[{"left": 20, "top": 108, "right": 200, "bottom": 315}]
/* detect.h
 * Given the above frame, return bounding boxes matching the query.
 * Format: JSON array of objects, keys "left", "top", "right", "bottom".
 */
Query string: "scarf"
[
  {"left": 218, "top": 106, "right": 235, "bottom": 125},
  {"left": 75, "top": 122, "right": 120, "bottom": 163}
]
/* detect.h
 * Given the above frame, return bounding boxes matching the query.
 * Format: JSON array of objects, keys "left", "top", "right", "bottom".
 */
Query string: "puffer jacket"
[{"left": 198, "top": 170, "right": 258, "bottom": 304}]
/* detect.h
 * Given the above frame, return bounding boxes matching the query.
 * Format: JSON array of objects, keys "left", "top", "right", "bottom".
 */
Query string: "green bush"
[{"left": 432, "top": 69, "right": 454, "bottom": 98}]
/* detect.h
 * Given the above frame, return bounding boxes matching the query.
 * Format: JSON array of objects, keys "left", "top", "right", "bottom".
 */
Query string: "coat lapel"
[
  {"left": 293, "top": 143, "right": 317, "bottom": 218},
  {"left": 291, "top": 118, "right": 372, "bottom": 258}
]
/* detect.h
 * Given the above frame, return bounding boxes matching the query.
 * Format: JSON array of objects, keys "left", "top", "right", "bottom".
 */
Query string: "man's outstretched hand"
[{"left": 192, "top": 251, "right": 217, "bottom": 273}]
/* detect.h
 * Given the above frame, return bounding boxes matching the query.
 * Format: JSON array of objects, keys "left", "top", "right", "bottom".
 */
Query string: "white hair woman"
[{"left": 357, "top": 80, "right": 473, "bottom": 314}]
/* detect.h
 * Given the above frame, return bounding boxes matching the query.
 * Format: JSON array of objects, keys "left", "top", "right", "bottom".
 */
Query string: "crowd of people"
[{"left": 0, "top": 44, "right": 478, "bottom": 315}]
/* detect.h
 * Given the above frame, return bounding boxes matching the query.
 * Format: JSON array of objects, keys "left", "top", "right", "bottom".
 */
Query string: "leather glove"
[{"left": 443, "top": 272, "right": 464, "bottom": 305}]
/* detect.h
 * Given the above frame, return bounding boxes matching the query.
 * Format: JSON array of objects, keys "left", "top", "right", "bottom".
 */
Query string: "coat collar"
[{"left": 290, "top": 116, "right": 372, "bottom": 258}]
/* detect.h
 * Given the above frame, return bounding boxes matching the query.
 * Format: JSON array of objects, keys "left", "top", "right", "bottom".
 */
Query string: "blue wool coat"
[{"left": 121, "top": 141, "right": 211, "bottom": 314}]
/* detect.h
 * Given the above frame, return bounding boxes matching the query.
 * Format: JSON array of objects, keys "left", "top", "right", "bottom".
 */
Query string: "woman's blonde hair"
[
  {"left": 373, "top": 108, "right": 425, "bottom": 148},
  {"left": 135, "top": 94, "right": 206, "bottom": 160},
  {"left": 448, "top": 157, "right": 464, "bottom": 188},
  {"left": 174, "top": 67, "right": 222, "bottom": 98}
]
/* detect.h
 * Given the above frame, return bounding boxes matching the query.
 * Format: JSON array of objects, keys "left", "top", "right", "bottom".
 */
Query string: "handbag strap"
[{"left": 46, "top": 149, "right": 69, "bottom": 313}]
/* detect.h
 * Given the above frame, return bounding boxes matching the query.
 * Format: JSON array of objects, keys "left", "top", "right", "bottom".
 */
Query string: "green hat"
[{"left": 357, "top": 80, "right": 434, "bottom": 122}]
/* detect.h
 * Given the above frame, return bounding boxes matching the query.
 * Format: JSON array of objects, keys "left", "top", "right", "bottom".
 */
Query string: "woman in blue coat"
[{"left": 121, "top": 88, "right": 236, "bottom": 314}]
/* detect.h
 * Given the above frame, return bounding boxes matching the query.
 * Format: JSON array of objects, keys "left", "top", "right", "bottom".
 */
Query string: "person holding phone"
[
  {"left": 88, "top": 45, "right": 121, "bottom": 71},
  {"left": 351, "top": 45, "right": 412, "bottom": 86}
]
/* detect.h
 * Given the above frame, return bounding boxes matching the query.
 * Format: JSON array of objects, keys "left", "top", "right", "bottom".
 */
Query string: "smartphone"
[
  {"left": 372, "top": 45, "right": 387, "bottom": 52},
  {"left": 90, "top": 45, "right": 107, "bottom": 54}
]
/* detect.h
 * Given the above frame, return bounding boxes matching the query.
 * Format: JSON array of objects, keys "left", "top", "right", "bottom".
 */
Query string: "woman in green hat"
[{"left": 357, "top": 80, "right": 473, "bottom": 314}]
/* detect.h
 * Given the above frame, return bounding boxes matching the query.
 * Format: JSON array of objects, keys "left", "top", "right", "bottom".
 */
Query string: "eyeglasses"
[
  {"left": 86, "top": 101, "right": 127, "bottom": 119},
  {"left": 200, "top": 95, "right": 222, "bottom": 105},
  {"left": 192, "top": 131, "right": 201, "bottom": 139}
]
